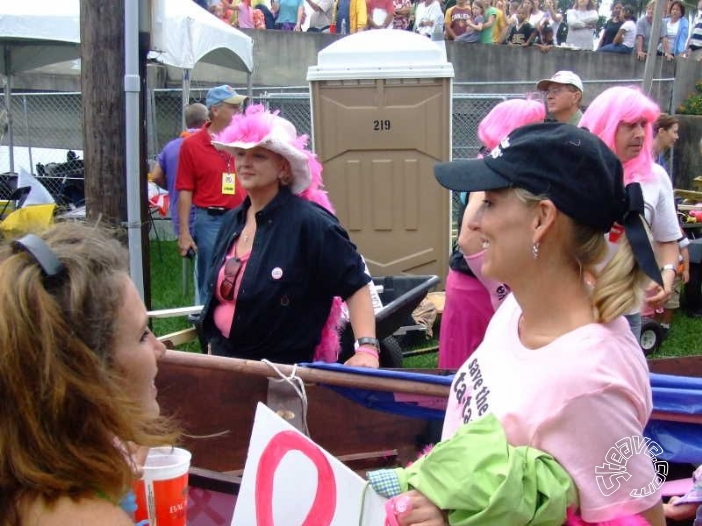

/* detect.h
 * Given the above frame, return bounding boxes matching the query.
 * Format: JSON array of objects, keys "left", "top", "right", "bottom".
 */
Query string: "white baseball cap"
[{"left": 536, "top": 71, "right": 584, "bottom": 93}]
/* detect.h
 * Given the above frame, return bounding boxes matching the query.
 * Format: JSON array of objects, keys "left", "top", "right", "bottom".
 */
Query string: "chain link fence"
[
  {"left": 0, "top": 87, "right": 512, "bottom": 211},
  {"left": 0, "top": 83, "right": 666, "bottom": 220},
  {"left": 0, "top": 91, "right": 83, "bottom": 204},
  {"left": 2, "top": 82, "right": 676, "bottom": 169}
]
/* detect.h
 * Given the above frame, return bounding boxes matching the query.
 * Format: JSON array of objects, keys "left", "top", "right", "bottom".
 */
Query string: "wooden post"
[
  {"left": 642, "top": 0, "right": 666, "bottom": 96},
  {"left": 80, "top": 0, "right": 127, "bottom": 225}
]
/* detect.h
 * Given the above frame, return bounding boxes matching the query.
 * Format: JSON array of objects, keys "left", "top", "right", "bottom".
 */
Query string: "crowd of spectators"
[{"left": 192, "top": 0, "right": 702, "bottom": 57}]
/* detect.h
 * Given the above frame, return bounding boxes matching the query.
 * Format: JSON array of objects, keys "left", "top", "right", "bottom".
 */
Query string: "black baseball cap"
[
  {"left": 434, "top": 122, "right": 662, "bottom": 285},
  {"left": 435, "top": 122, "right": 624, "bottom": 231}
]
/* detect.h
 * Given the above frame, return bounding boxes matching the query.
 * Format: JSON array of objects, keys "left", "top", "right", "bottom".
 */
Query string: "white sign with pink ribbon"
[{"left": 232, "top": 403, "right": 387, "bottom": 525}]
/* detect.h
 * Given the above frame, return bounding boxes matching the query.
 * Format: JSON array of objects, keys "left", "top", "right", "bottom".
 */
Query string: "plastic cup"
[{"left": 133, "top": 447, "right": 192, "bottom": 526}]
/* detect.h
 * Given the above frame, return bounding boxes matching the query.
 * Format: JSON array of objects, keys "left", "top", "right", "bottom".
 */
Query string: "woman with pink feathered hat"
[{"left": 197, "top": 105, "right": 379, "bottom": 368}]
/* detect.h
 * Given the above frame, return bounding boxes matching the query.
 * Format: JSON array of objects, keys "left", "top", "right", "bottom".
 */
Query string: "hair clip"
[{"left": 12, "top": 234, "right": 67, "bottom": 279}]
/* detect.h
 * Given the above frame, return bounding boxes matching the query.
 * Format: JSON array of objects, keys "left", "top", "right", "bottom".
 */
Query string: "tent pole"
[
  {"left": 125, "top": 0, "right": 145, "bottom": 299},
  {"left": 182, "top": 68, "right": 191, "bottom": 130},
  {"left": 642, "top": 0, "right": 666, "bottom": 95},
  {"left": 23, "top": 96, "right": 33, "bottom": 173},
  {"left": 4, "top": 49, "right": 14, "bottom": 173},
  {"left": 180, "top": 68, "right": 192, "bottom": 297},
  {"left": 247, "top": 72, "right": 253, "bottom": 100}
]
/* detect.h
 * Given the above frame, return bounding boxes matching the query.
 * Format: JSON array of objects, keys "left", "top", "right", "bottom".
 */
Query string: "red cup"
[
  {"left": 329, "top": 23, "right": 336, "bottom": 33},
  {"left": 133, "top": 447, "right": 191, "bottom": 526}
]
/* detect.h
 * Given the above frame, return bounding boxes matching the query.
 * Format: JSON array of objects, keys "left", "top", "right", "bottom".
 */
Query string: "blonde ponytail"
[
  {"left": 590, "top": 234, "right": 647, "bottom": 323},
  {"left": 571, "top": 220, "right": 648, "bottom": 323}
]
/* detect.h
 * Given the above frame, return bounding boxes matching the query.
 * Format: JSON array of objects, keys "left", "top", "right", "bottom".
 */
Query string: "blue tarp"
[
  {"left": 647, "top": 373, "right": 702, "bottom": 464},
  {"left": 304, "top": 364, "right": 702, "bottom": 464}
]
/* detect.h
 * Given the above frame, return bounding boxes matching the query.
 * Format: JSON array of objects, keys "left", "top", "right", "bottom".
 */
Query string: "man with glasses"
[
  {"left": 176, "top": 85, "right": 248, "bottom": 303},
  {"left": 536, "top": 70, "right": 584, "bottom": 125}
]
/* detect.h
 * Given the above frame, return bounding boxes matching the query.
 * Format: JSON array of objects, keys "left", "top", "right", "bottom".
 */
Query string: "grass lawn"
[
  {"left": 149, "top": 240, "right": 200, "bottom": 352},
  {"left": 149, "top": 239, "right": 702, "bottom": 365}
]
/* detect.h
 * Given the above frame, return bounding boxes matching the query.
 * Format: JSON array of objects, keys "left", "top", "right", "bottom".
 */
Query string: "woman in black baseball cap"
[{"left": 386, "top": 123, "right": 665, "bottom": 525}]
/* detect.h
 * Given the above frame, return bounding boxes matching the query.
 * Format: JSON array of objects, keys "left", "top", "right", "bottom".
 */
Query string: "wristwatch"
[
  {"left": 660, "top": 263, "right": 677, "bottom": 275},
  {"left": 354, "top": 337, "right": 380, "bottom": 351}
]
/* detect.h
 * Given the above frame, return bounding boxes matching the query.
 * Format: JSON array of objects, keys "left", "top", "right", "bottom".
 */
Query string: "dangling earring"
[{"left": 532, "top": 242, "right": 540, "bottom": 260}]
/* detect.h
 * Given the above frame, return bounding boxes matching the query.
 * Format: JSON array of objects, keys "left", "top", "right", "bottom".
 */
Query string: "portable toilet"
[{"left": 307, "top": 29, "right": 454, "bottom": 282}]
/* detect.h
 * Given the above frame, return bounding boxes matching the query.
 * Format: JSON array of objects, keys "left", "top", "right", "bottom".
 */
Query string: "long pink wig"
[
  {"left": 215, "top": 104, "right": 343, "bottom": 363},
  {"left": 478, "top": 98, "right": 547, "bottom": 151},
  {"left": 579, "top": 86, "right": 660, "bottom": 185}
]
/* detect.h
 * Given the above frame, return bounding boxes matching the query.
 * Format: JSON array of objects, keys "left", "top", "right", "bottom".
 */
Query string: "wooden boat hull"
[
  {"left": 158, "top": 351, "right": 702, "bottom": 525},
  {"left": 158, "top": 352, "right": 702, "bottom": 473},
  {"left": 648, "top": 354, "right": 702, "bottom": 377},
  {"left": 156, "top": 351, "right": 434, "bottom": 476}
]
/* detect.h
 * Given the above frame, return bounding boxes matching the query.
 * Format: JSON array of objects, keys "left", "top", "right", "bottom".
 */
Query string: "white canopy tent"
[
  {"left": 150, "top": 0, "right": 254, "bottom": 74},
  {"left": 149, "top": 0, "right": 255, "bottom": 129},
  {"left": 0, "top": 0, "right": 255, "bottom": 298},
  {"left": 0, "top": 0, "right": 80, "bottom": 173}
]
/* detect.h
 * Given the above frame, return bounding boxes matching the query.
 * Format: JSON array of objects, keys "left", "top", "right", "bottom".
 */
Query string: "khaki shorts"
[{"left": 664, "top": 274, "right": 682, "bottom": 310}]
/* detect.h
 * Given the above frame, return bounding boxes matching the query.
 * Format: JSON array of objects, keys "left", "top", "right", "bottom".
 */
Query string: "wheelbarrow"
[
  {"left": 169, "top": 274, "right": 441, "bottom": 369},
  {"left": 640, "top": 301, "right": 665, "bottom": 357},
  {"left": 337, "top": 275, "right": 441, "bottom": 368}
]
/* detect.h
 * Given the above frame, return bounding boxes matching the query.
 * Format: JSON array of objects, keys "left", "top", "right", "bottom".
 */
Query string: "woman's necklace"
[{"left": 240, "top": 224, "right": 256, "bottom": 244}]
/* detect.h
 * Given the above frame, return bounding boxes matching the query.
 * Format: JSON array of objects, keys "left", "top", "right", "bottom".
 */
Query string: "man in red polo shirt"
[{"left": 176, "top": 85, "right": 247, "bottom": 303}]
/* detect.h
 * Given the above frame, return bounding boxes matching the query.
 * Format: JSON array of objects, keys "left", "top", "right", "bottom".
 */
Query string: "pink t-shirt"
[
  {"left": 238, "top": 3, "right": 255, "bottom": 28},
  {"left": 213, "top": 248, "right": 251, "bottom": 338},
  {"left": 442, "top": 293, "right": 660, "bottom": 522}
]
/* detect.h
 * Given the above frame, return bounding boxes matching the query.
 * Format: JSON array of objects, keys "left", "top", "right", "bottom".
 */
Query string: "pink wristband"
[
  {"left": 385, "top": 495, "right": 412, "bottom": 526},
  {"left": 354, "top": 346, "right": 379, "bottom": 358}
]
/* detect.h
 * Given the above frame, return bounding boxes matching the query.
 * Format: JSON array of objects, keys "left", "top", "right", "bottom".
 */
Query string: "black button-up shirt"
[{"left": 200, "top": 187, "right": 370, "bottom": 364}]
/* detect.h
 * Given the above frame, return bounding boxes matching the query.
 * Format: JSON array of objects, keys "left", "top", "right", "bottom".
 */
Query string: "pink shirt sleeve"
[{"left": 533, "top": 387, "right": 661, "bottom": 522}]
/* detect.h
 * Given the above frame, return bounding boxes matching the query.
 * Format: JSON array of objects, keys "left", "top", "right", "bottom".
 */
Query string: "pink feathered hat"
[{"left": 212, "top": 105, "right": 313, "bottom": 194}]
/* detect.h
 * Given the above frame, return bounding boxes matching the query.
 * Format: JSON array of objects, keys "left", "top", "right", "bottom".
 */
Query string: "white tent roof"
[
  {"left": 150, "top": 0, "right": 254, "bottom": 74},
  {"left": 0, "top": 0, "right": 80, "bottom": 75},
  {"left": 0, "top": 0, "right": 254, "bottom": 76}
]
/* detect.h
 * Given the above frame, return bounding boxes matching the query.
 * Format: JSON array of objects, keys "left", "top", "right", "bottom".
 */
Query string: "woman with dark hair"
[
  {"left": 598, "top": 4, "right": 637, "bottom": 53},
  {"left": 653, "top": 112, "right": 679, "bottom": 171},
  {"left": 662, "top": 0, "right": 689, "bottom": 57},
  {"left": 0, "top": 223, "right": 178, "bottom": 524},
  {"left": 598, "top": 1, "right": 623, "bottom": 48}
]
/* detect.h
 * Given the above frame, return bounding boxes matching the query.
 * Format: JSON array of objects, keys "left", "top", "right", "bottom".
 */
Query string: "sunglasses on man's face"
[{"left": 220, "top": 257, "right": 243, "bottom": 301}]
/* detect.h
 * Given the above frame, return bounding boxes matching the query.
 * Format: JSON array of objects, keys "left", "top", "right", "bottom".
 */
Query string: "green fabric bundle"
[{"left": 368, "top": 414, "right": 577, "bottom": 526}]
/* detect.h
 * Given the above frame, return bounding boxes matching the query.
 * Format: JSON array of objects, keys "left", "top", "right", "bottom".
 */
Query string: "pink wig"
[
  {"left": 215, "top": 104, "right": 343, "bottom": 362},
  {"left": 478, "top": 98, "right": 547, "bottom": 151},
  {"left": 579, "top": 86, "right": 660, "bottom": 185}
]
